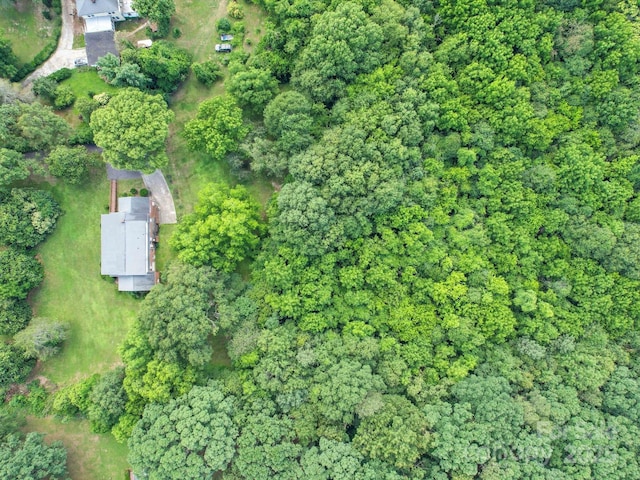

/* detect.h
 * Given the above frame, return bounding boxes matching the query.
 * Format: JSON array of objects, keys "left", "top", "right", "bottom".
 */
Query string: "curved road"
[{"left": 22, "top": 0, "right": 86, "bottom": 86}]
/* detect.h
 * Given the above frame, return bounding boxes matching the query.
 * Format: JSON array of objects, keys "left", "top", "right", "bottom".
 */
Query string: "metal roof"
[
  {"left": 119, "top": 196, "right": 151, "bottom": 215},
  {"left": 117, "top": 274, "right": 156, "bottom": 292},
  {"left": 84, "top": 16, "right": 113, "bottom": 33},
  {"left": 77, "top": 0, "right": 119, "bottom": 17},
  {"left": 101, "top": 197, "right": 151, "bottom": 277}
]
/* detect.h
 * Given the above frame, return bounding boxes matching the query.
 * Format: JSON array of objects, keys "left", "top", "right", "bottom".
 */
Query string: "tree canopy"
[
  {"left": 52, "top": 0, "right": 640, "bottom": 478},
  {"left": 0, "top": 433, "right": 68, "bottom": 480},
  {"left": 0, "top": 188, "right": 61, "bottom": 248},
  {"left": 170, "top": 183, "right": 263, "bottom": 271},
  {"left": 128, "top": 382, "right": 237, "bottom": 480},
  {"left": 183, "top": 96, "right": 248, "bottom": 161},
  {"left": 90, "top": 88, "right": 174, "bottom": 172}
]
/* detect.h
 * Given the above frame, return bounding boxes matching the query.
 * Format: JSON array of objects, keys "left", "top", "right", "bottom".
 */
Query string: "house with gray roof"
[
  {"left": 76, "top": 0, "right": 139, "bottom": 65},
  {"left": 77, "top": 0, "right": 138, "bottom": 25},
  {"left": 101, "top": 196, "right": 159, "bottom": 292}
]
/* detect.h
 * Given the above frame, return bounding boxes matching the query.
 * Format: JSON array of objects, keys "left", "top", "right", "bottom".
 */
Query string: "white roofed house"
[
  {"left": 76, "top": 0, "right": 139, "bottom": 65},
  {"left": 101, "top": 196, "right": 160, "bottom": 292}
]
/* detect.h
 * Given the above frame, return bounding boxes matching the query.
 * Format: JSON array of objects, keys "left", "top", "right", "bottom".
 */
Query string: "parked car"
[
  {"left": 220, "top": 34, "right": 234, "bottom": 41},
  {"left": 74, "top": 57, "right": 88, "bottom": 67},
  {"left": 215, "top": 43, "right": 232, "bottom": 53}
]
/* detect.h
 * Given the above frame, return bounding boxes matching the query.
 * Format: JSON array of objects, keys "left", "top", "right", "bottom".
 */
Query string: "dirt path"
[
  {"left": 215, "top": 0, "right": 229, "bottom": 18},
  {"left": 22, "top": 0, "right": 86, "bottom": 86}
]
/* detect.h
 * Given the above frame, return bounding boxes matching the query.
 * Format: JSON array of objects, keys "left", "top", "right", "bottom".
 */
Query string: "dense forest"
[
  {"left": 125, "top": 0, "right": 640, "bottom": 477},
  {"left": 3, "top": 0, "right": 640, "bottom": 477}
]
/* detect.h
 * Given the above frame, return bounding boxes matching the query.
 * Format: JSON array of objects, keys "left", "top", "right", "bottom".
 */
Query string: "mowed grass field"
[
  {"left": 165, "top": 0, "right": 274, "bottom": 214},
  {"left": 0, "top": 0, "right": 58, "bottom": 63},
  {"left": 32, "top": 170, "right": 140, "bottom": 385},
  {"left": 20, "top": 169, "right": 139, "bottom": 479},
  {"left": 23, "top": 416, "right": 129, "bottom": 480},
  {"left": 16, "top": 2, "right": 269, "bottom": 478}
]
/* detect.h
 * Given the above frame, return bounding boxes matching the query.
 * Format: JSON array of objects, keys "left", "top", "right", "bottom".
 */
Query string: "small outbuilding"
[{"left": 137, "top": 39, "right": 153, "bottom": 48}]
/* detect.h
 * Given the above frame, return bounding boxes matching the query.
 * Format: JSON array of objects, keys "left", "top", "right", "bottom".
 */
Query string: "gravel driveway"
[{"left": 22, "top": 0, "right": 87, "bottom": 86}]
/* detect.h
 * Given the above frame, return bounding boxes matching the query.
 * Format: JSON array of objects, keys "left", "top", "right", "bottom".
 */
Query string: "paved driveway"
[
  {"left": 22, "top": 0, "right": 87, "bottom": 86},
  {"left": 142, "top": 170, "right": 177, "bottom": 225},
  {"left": 106, "top": 164, "right": 177, "bottom": 224}
]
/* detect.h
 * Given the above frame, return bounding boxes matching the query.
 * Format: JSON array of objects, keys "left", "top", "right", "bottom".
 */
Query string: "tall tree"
[
  {"left": 170, "top": 183, "right": 264, "bottom": 271},
  {"left": 13, "top": 318, "right": 68, "bottom": 361},
  {"left": 87, "top": 367, "right": 128, "bottom": 433},
  {"left": 183, "top": 96, "right": 248, "bottom": 161},
  {"left": 227, "top": 66, "right": 279, "bottom": 114},
  {"left": 0, "top": 249, "right": 43, "bottom": 299},
  {"left": 0, "top": 433, "right": 68, "bottom": 480},
  {"left": 0, "top": 297, "right": 32, "bottom": 335},
  {"left": 46, "top": 145, "right": 97, "bottom": 184},
  {"left": 0, "top": 102, "right": 70, "bottom": 152},
  {"left": 291, "top": 2, "right": 384, "bottom": 104},
  {"left": 137, "top": 263, "right": 221, "bottom": 367},
  {"left": 0, "top": 148, "right": 30, "bottom": 188},
  {"left": 0, "top": 188, "right": 61, "bottom": 248},
  {"left": 128, "top": 382, "right": 237, "bottom": 479},
  {"left": 132, "top": 0, "right": 175, "bottom": 24},
  {"left": 90, "top": 88, "right": 174, "bottom": 172},
  {"left": 0, "top": 36, "right": 18, "bottom": 80}
]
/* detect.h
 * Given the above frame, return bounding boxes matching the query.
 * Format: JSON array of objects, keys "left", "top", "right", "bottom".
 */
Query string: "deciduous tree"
[
  {"left": 90, "top": 88, "right": 174, "bottom": 172},
  {"left": 0, "top": 433, "right": 68, "bottom": 480},
  {"left": 0, "top": 188, "right": 61, "bottom": 248},
  {"left": 0, "top": 249, "right": 43, "bottom": 299},
  {"left": 183, "top": 96, "right": 248, "bottom": 161},
  {"left": 171, "top": 183, "right": 263, "bottom": 271},
  {"left": 13, "top": 318, "right": 68, "bottom": 360},
  {"left": 46, "top": 145, "right": 97, "bottom": 184},
  {"left": 128, "top": 382, "right": 237, "bottom": 479},
  {"left": 0, "top": 148, "right": 30, "bottom": 188},
  {"left": 227, "top": 66, "right": 279, "bottom": 114}
]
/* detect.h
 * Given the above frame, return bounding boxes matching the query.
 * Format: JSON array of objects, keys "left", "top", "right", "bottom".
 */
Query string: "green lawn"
[
  {"left": 162, "top": 0, "right": 273, "bottom": 216},
  {"left": 23, "top": 416, "right": 129, "bottom": 480},
  {"left": 61, "top": 69, "right": 119, "bottom": 101},
  {"left": 0, "top": 0, "right": 59, "bottom": 63},
  {"left": 31, "top": 170, "right": 140, "bottom": 386},
  {"left": 72, "top": 34, "right": 85, "bottom": 49}
]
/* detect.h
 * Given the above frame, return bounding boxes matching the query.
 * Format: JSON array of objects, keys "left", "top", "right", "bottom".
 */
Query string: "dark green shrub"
[
  {"left": 53, "top": 85, "right": 76, "bottom": 110},
  {"left": 48, "top": 67, "right": 72, "bottom": 82},
  {"left": 32, "top": 76, "right": 58, "bottom": 99},
  {"left": 192, "top": 61, "right": 222, "bottom": 86},
  {"left": 130, "top": 188, "right": 138, "bottom": 195},
  {"left": 216, "top": 18, "right": 231, "bottom": 33},
  {"left": 69, "top": 122, "right": 94, "bottom": 145},
  {"left": 140, "top": 188, "right": 149, "bottom": 196},
  {"left": 42, "top": 9, "right": 52, "bottom": 20},
  {"left": 0, "top": 297, "right": 32, "bottom": 336},
  {"left": 172, "top": 27, "right": 181, "bottom": 38}
]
